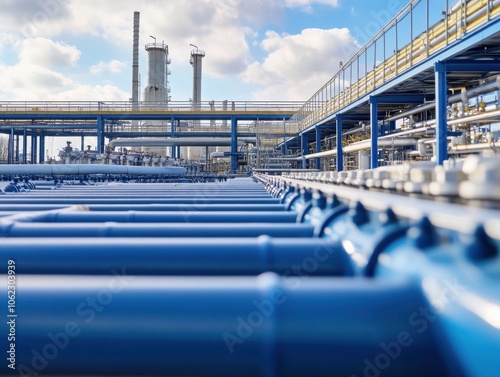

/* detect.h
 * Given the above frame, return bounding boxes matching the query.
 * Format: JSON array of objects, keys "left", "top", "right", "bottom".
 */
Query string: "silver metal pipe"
[
  {"left": 385, "top": 75, "right": 500, "bottom": 122},
  {"left": 448, "top": 141, "right": 500, "bottom": 153},
  {"left": 303, "top": 138, "right": 417, "bottom": 159},
  {"left": 107, "top": 137, "right": 244, "bottom": 149},
  {"left": 0, "top": 164, "right": 186, "bottom": 176}
]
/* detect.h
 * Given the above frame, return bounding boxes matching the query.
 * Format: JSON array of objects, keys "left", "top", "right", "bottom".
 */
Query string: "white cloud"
[
  {"left": 0, "top": 1, "right": 337, "bottom": 80},
  {"left": 18, "top": 38, "right": 80, "bottom": 68},
  {"left": 0, "top": 62, "right": 73, "bottom": 100},
  {"left": 284, "top": 0, "right": 340, "bottom": 13},
  {"left": 51, "top": 84, "right": 130, "bottom": 101},
  {"left": 0, "top": 0, "right": 351, "bottom": 102},
  {"left": 242, "top": 28, "right": 359, "bottom": 100},
  {"left": 90, "top": 60, "right": 126, "bottom": 74}
]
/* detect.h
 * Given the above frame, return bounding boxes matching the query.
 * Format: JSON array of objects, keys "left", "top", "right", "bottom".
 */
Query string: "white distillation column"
[{"left": 142, "top": 39, "right": 171, "bottom": 156}]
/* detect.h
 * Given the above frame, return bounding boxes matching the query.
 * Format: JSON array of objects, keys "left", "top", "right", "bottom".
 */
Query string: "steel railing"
[{"left": 0, "top": 101, "right": 302, "bottom": 113}]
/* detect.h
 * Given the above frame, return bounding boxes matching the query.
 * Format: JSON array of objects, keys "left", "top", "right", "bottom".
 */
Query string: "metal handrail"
[
  {"left": 0, "top": 101, "right": 303, "bottom": 113},
  {"left": 290, "top": 0, "right": 500, "bottom": 132}
]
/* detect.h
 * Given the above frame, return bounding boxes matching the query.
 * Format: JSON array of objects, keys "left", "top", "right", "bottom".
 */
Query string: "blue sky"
[{"left": 0, "top": 0, "right": 422, "bottom": 104}]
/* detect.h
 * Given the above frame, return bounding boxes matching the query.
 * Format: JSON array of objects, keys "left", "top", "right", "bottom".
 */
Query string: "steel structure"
[
  {"left": 285, "top": 0, "right": 500, "bottom": 171},
  {"left": 0, "top": 101, "right": 299, "bottom": 169}
]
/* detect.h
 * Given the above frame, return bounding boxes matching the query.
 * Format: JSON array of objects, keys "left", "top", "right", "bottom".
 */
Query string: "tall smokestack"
[
  {"left": 190, "top": 46, "right": 205, "bottom": 110},
  {"left": 132, "top": 11, "right": 140, "bottom": 110}
]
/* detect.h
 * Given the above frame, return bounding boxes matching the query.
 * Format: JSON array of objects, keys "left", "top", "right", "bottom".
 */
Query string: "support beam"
[
  {"left": 31, "top": 135, "right": 37, "bottom": 164},
  {"left": 8, "top": 127, "right": 14, "bottom": 164},
  {"left": 97, "top": 115, "right": 104, "bottom": 153},
  {"left": 315, "top": 126, "right": 322, "bottom": 170},
  {"left": 231, "top": 116, "right": 238, "bottom": 171},
  {"left": 300, "top": 133, "right": 310, "bottom": 169},
  {"left": 23, "top": 129, "right": 27, "bottom": 164},
  {"left": 444, "top": 60, "right": 500, "bottom": 72},
  {"left": 375, "top": 94, "right": 427, "bottom": 104},
  {"left": 39, "top": 134, "right": 45, "bottom": 164},
  {"left": 370, "top": 96, "right": 379, "bottom": 169},
  {"left": 283, "top": 118, "right": 288, "bottom": 156},
  {"left": 171, "top": 116, "right": 175, "bottom": 158},
  {"left": 15, "top": 135, "right": 19, "bottom": 164},
  {"left": 435, "top": 62, "right": 448, "bottom": 165},
  {"left": 336, "top": 115, "right": 343, "bottom": 172}
]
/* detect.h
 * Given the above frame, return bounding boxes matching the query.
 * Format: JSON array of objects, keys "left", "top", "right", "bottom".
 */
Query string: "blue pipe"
[
  {"left": 0, "top": 223, "right": 314, "bottom": 238},
  {"left": 0, "top": 204, "right": 289, "bottom": 213},
  {"left": 0, "top": 198, "right": 281, "bottom": 205},
  {"left": 0, "top": 211, "right": 296, "bottom": 223},
  {"left": 3, "top": 273, "right": 448, "bottom": 376},
  {"left": 373, "top": 221, "right": 500, "bottom": 377},
  {"left": 0, "top": 238, "right": 350, "bottom": 276}
]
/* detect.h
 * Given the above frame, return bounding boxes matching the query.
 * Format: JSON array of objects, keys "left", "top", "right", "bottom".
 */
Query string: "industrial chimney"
[
  {"left": 186, "top": 45, "right": 206, "bottom": 161},
  {"left": 131, "top": 11, "right": 140, "bottom": 110},
  {"left": 189, "top": 45, "right": 205, "bottom": 111}
]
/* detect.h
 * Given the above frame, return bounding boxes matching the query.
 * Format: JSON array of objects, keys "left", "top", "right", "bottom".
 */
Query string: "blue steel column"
[
  {"left": 97, "top": 115, "right": 104, "bottom": 153},
  {"left": 39, "top": 134, "right": 45, "bottom": 164},
  {"left": 7, "top": 128, "right": 13, "bottom": 164},
  {"left": 435, "top": 62, "right": 448, "bottom": 165},
  {"left": 300, "top": 133, "right": 309, "bottom": 169},
  {"left": 171, "top": 115, "right": 175, "bottom": 158},
  {"left": 336, "top": 115, "right": 343, "bottom": 172},
  {"left": 389, "top": 120, "right": 396, "bottom": 132},
  {"left": 315, "top": 126, "right": 322, "bottom": 170},
  {"left": 231, "top": 116, "right": 238, "bottom": 171},
  {"left": 31, "top": 135, "right": 37, "bottom": 163},
  {"left": 22, "top": 130, "right": 27, "bottom": 164},
  {"left": 370, "top": 96, "right": 379, "bottom": 169},
  {"left": 15, "top": 135, "right": 19, "bottom": 163}
]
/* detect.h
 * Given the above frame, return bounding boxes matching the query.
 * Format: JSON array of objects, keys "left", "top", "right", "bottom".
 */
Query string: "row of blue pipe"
[{"left": 0, "top": 177, "right": 498, "bottom": 376}]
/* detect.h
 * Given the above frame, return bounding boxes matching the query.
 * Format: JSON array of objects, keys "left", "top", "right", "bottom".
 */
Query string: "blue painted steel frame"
[
  {"left": 231, "top": 116, "right": 238, "bottom": 171},
  {"left": 295, "top": 18, "right": 500, "bottom": 162},
  {"left": 336, "top": 115, "right": 343, "bottom": 171},
  {"left": 97, "top": 115, "right": 104, "bottom": 153},
  {"left": 303, "top": 18, "right": 500, "bottom": 132},
  {"left": 301, "top": 133, "right": 310, "bottom": 169},
  {"left": 370, "top": 96, "right": 378, "bottom": 169},
  {"left": 435, "top": 62, "right": 448, "bottom": 165},
  {"left": 315, "top": 126, "right": 322, "bottom": 170}
]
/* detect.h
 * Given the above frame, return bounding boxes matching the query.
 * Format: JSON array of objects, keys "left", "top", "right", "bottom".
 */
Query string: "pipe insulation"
[
  {"left": 0, "top": 164, "right": 187, "bottom": 176},
  {"left": 107, "top": 137, "right": 246, "bottom": 149},
  {"left": 303, "top": 138, "right": 417, "bottom": 159}
]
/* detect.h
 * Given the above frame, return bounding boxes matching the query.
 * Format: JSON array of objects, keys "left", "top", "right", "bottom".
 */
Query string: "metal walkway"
[{"left": 0, "top": 101, "right": 300, "bottom": 170}]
